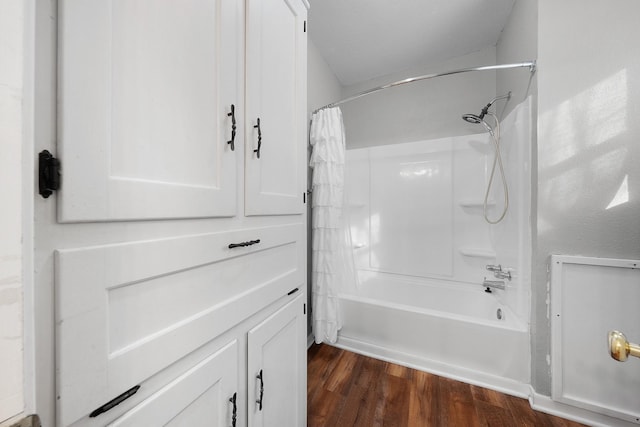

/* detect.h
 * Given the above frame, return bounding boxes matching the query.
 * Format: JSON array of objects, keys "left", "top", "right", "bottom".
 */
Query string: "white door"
[
  {"left": 58, "top": 0, "right": 240, "bottom": 222},
  {"left": 108, "top": 341, "right": 238, "bottom": 427},
  {"left": 245, "top": 0, "right": 307, "bottom": 216},
  {"left": 247, "top": 294, "right": 306, "bottom": 427}
]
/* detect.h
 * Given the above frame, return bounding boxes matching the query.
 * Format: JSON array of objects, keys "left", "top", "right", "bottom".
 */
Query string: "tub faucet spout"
[
  {"left": 486, "top": 264, "right": 502, "bottom": 272},
  {"left": 483, "top": 278, "right": 506, "bottom": 291},
  {"left": 493, "top": 270, "right": 512, "bottom": 280}
]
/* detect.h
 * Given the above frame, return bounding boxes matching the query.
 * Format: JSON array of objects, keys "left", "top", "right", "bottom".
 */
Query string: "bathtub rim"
[{"left": 340, "top": 275, "right": 529, "bottom": 333}]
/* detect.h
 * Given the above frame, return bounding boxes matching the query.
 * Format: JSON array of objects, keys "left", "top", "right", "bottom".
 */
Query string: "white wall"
[
  {"left": 496, "top": 0, "right": 537, "bottom": 118},
  {"left": 307, "top": 38, "right": 343, "bottom": 113},
  {"left": 341, "top": 47, "right": 497, "bottom": 149},
  {"left": 0, "top": 0, "right": 25, "bottom": 423},
  {"left": 535, "top": 0, "right": 640, "bottom": 396}
]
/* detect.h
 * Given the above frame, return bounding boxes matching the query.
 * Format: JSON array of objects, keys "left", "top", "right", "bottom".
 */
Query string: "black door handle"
[
  {"left": 229, "top": 392, "right": 237, "bottom": 427},
  {"left": 256, "top": 369, "right": 264, "bottom": 411},
  {"left": 227, "top": 104, "right": 236, "bottom": 151},
  {"left": 228, "top": 239, "right": 260, "bottom": 249},
  {"left": 253, "top": 118, "right": 262, "bottom": 158}
]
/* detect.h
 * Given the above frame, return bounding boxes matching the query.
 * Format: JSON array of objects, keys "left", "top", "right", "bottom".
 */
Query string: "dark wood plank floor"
[{"left": 308, "top": 344, "right": 586, "bottom": 427}]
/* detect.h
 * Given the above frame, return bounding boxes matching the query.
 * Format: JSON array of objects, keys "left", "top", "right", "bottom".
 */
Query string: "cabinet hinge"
[
  {"left": 38, "top": 150, "right": 61, "bottom": 198},
  {"left": 90, "top": 385, "right": 140, "bottom": 418},
  {"left": 304, "top": 303, "right": 306, "bottom": 314},
  {"left": 304, "top": 21, "right": 306, "bottom": 32}
]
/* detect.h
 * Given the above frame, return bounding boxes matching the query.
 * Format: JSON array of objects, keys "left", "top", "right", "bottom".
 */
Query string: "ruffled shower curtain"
[{"left": 310, "top": 107, "right": 353, "bottom": 344}]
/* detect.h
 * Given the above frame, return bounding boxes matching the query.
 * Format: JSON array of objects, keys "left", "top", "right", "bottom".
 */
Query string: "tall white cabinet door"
[
  {"left": 247, "top": 295, "right": 306, "bottom": 427},
  {"left": 108, "top": 341, "right": 238, "bottom": 427},
  {"left": 58, "top": 0, "right": 240, "bottom": 222},
  {"left": 245, "top": 0, "right": 307, "bottom": 216}
]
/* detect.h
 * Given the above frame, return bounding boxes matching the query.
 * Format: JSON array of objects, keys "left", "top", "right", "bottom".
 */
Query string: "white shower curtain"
[{"left": 309, "top": 107, "right": 350, "bottom": 344}]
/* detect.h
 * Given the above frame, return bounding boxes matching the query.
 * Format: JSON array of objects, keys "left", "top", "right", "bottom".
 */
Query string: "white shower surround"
[{"left": 337, "top": 98, "right": 532, "bottom": 395}]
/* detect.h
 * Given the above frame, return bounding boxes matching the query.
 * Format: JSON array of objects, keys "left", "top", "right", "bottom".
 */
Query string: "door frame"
[{"left": 25, "top": 0, "right": 57, "bottom": 424}]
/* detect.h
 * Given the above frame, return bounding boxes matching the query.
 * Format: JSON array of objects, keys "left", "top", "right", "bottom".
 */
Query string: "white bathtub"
[{"left": 336, "top": 273, "right": 531, "bottom": 397}]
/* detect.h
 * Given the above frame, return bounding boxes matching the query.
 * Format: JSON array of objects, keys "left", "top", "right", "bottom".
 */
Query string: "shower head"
[
  {"left": 461, "top": 91, "right": 512, "bottom": 125},
  {"left": 462, "top": 113, "right": 483, "bottom": 124},
  {"left": 461, "top": 112, "right": 495, "bottom": 136}
]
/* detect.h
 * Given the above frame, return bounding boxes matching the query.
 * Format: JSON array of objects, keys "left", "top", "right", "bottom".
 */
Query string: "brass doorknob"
[{"left": 608, "top": 330, "right": 640, "bottom": 362}]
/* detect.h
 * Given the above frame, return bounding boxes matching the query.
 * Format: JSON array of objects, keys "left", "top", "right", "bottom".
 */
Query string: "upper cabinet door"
[
  {"left": 245, "top": 0, "right": 307, "bottom": 216},
  {"left": 58, "top": 0, "right": 240, "bottom": 222}
]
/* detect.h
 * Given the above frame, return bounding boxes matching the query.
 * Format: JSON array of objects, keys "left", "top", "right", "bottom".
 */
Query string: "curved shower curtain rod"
[{"left": 312, "top": 61, "right": 537, "bottom": 114}]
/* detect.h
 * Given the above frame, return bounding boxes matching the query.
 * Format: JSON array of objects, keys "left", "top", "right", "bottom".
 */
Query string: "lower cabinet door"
[
  {"left": 108, "top": 340, "right": 238, "bottom": 426},
  {"left": 247, "top": 295, "right": 306, "bottom": 427}
]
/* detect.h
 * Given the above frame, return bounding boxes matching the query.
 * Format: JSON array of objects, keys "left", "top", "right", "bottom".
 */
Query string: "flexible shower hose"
[{"left": 483, "top": 112, "right": 509, "bottom": 224}]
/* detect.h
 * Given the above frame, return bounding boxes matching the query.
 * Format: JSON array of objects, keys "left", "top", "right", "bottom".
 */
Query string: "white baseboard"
[
  {"left": 529, "top": 391, "right": 640, "bottom": 427},
  {"left": 307, "top": 333, "right": 314, "bottom": 349}
]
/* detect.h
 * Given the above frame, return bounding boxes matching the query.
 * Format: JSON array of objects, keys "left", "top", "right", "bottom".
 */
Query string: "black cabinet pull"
[
  {"left": 227, "top": 104, "right": 236, "bottom": 151},
  {"left": 228, "top": 239, "right": 260, "bottom": 249},
  {"left": 229, "top": 392, "right": 237, "bottom": 427},
  {"left": 256, "top": 369, "right": 264, "bottom": 411},
  {"left": 89, "top": 385, "right": 140, "bottom": 418},
  {"left": 253, "top": 118, "right": 262, "bottom": 158}
]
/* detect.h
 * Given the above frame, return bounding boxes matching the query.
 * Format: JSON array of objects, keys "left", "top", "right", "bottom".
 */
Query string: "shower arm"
[{"left": 312, "top": 61, "right": 537, "bottom": 114}]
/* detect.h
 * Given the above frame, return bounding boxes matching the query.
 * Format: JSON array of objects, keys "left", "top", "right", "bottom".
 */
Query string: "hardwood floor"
[{"left": 308, "top": 344, "right": 586, "bottom": 427}]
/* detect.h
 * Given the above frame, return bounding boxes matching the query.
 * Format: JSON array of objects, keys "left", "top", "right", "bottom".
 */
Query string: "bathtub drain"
[{"left": 496, "top": 308, "right": 503, "bottom": 320}]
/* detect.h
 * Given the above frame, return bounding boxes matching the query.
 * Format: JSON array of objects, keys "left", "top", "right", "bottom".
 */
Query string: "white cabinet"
[
  {"left": 245, "top": 0, "right": 307, "bottom": 216},
  {"left": 248, "top": 294, "right": 307, "bottom": 427},
  {"left": 54, "top": 225, "right": 303, "bottom": 426},
  {"left": 48, "top": 0, "right": 308, "bottom": 425},
  {"left": 58, "top": 0, "right": 240, "bottom": 222},
  {"left": 102, "top": 294, "right": 305, "bottom": 427},
  {"left": 108, "top": 341, "right": 239, "bottom": 427},
  {"left": 58, "top": 0, "right": 308, "bottom": 221}
]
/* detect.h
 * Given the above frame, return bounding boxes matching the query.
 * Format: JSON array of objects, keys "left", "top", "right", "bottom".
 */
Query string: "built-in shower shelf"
[
  {"left": 458, "top": 247, "right": 496, "bottom": 258},
  {"left": 459, "top": 199, "right": 496, "bottom": 208}
]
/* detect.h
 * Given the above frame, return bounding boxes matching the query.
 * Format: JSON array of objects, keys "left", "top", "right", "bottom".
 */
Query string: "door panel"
[
  {"left": 247, "top": 294, "right": 306, "bottom": 427},
  {"left": 245, "top": 0, "right": 306, "bottom": 215},
  {"left": 58, "top": 0, "right": 239, "bottom": 222},
  {"left": 55, "top": 224, "right": 303, "bottom": 426},
  {"left": 108, "top": 340, "right": 237, "bottom": 427}
]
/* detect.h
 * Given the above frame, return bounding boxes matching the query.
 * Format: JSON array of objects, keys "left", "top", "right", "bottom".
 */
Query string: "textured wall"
[
  {"left": 0, "top": 0, "right": 24, "bottom": 422},
  {"left": 536, "top": 0, "right": 640, "bottom": 396}
]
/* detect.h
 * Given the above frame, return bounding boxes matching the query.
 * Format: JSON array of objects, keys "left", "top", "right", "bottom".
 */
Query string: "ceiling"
[{"left": 308, "top": 0, "right": 516, "bottom": 86}]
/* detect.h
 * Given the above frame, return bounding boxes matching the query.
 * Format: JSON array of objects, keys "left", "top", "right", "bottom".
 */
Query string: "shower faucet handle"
[{"left": 486, "top": 264, "right": 502, "bottom": 272}]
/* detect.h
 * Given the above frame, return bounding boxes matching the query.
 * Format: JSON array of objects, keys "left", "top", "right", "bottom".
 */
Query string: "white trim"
[
  {"left": 550, "top": 255, "right": 640, "bottom": 424},
  {"left": 21, "top": 0, "right": 36, "bottom": 416},
  {"left": 530, "top": 390, "right": 640, "bottom": 427},
  {"left": 307, "top": 333, "right": 314, "bottom": 349}
]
